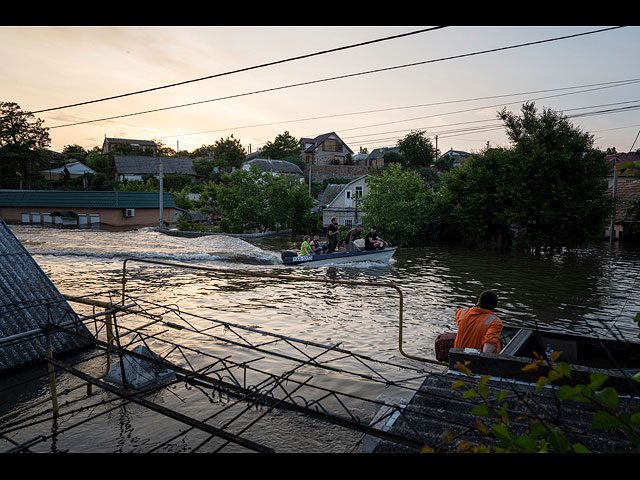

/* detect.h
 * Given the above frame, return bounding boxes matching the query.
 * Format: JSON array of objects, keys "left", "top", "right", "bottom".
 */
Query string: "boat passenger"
[
  {"left": 344, "top": 224, "right": 363, "bottom": 252},
  {"left": 453, "top": 291, "right": 503, "bottom": 354},
  {"left": 300, "top": 235, "right": 312, "bottom": 256},
  {"left": 310, "top": 234, "right": 327, "bottom": 255},
  {"left": 336, "top": 240, "right": 346, "bottom": 252},
  {"left": 327, "top": 217, "right": 339, "bottom": 253},
  {"left": 364, "top": 226, "right": 387, "bottom": 250}
]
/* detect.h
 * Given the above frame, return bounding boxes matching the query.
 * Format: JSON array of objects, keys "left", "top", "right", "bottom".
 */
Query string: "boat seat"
[{"left": 500, "top": 328, "right": 533, "bottom": 356}]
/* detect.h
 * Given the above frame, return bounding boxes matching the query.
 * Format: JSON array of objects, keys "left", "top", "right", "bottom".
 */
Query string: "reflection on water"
[
  {"left": 4, "top": 225, "right": 640, "bottom": 451},
  {"left": 11, "top": 225, "right": 640, "bottom": 351}
]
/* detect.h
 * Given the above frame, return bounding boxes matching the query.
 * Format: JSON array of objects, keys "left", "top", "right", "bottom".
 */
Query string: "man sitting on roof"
[{"left": 453, "top": 290, "right": 503, "bottom": 354}]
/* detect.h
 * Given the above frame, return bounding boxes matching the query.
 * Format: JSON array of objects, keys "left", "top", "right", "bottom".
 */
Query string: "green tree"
[
  {"left": 396, "top": 130, "right": 438, "bottom": 169},
  {"left": 261, "top": 131, "right": 302, "bottom": 160},
  {"left": 435, "top": 103, "right": 612, "bottom": 251},
  {"left": 361, "top": 163, "right": 437, "bottom": 246},
  {"left": 0, "top": 101, "right": 51, "bottom": 188},
  {"left": 211, "top": 135, "right": 246, "bottom": 169}
]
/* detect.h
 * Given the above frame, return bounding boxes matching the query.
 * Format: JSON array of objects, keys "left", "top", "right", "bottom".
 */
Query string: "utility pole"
[
  {"left": 159, "top": 157, "right": 164, "bottom": 230},
  {"left": 609, "top": 155, "right": 619, "bottom": 246}
]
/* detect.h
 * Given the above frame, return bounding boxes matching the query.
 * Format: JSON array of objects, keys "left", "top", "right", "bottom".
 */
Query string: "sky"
[{"left": 1, "top": 25, "right": 639, "bottom": 157}]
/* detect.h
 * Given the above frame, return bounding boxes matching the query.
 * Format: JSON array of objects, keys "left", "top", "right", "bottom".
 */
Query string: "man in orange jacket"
[{"left": 454, "top": 291, "right": 503, "bottom": 354}]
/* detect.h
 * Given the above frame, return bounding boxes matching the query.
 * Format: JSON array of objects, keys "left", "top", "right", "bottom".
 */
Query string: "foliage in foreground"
[{"left": 429, "top": 351, "right": 640, "bottom": 453}]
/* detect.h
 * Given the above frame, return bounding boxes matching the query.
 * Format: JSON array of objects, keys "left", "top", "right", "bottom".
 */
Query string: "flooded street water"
[{"left": 3, "top": 224, "right": 640, "bottom": 452}]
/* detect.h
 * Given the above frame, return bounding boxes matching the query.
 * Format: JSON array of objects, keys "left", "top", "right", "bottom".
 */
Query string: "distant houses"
[
  {"left": 606, "top": 152, "right": 640, "bottom": 240},
  {"left": 241, "top": 158, "right": 304, "bottom": 183},
  {"left": 300, "top": 132, "right": 354, "bottom": 166},
  {"left": 102, "top": 137, "right": 157, "bottom": 155},
  {"left": 114, "top": 155, "right": 196, "bottom": 182}
]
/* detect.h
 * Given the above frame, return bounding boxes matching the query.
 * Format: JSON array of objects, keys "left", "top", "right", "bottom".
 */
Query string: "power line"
[
  {"left": 157, "top": 77, "right": 640, "bottom": 140},
  {"left": 47, "top": 26, "right": 625, "bottom": 130},
  {"left": 23, "top": 27, "right": 447, "bottom": 118}
]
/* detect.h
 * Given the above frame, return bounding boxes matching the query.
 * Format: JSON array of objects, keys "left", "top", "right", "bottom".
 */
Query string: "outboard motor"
[{"left": 281, "top": 251, "right": 297, "bottom": 262}]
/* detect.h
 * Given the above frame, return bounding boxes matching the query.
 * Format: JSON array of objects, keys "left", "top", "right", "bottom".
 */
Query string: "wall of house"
[
  {"left": 305, "top": 164, "right": 372, "bottom": 183},
  {"left": 0, "top": 206, "right": 175, "bottom": 228}
]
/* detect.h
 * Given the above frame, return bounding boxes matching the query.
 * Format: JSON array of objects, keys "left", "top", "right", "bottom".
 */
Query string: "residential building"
[
  {"left": 102, "top": 137, "right": 157, "bottom": 154},
  {"left": 363, "top": 147, "right": 400, "bottom": 168},
  {"left": 299, "top": 132, "right": 354, "bottom": 166},
  {"left": 114, "top": 156, "right": 196, "bottom": 182},
  {"left": 39, "top": 161, "right": 96, "bottom": 181},
  {"left": 0, "top": 190, "right": 178, "bottom": 228},
  {"left": 322, "top": 175, "right": 369, "bottom": 228},
  {"left": 438, "top": 149, "right": 471, "bottom": 167},
  {"left": 606, "top": 152, "right": 640, "bottom": 239},
  {"left": 241, "top": 158, "right": 304, "bottom": 183}
]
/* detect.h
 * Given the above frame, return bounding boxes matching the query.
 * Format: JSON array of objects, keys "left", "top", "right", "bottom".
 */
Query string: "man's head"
[
  {"left": 357, "top": 223, "right": 363, "bottom": 232},
  {"left": 370, "top": 226, "right": 377, "bottom": 234},
  {"left": 477, "top": 291, "right": 498, "bottom": 310},
  {"left": 331, "top": 217, "right": 337, "bottom": 225}
]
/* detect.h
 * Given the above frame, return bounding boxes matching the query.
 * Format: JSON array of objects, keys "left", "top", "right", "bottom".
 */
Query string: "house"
[
  {"left": 606, "top": 152, "right": 640, "bottom": 239},
  {"left": 102, "top": 137, "right": 157, "bottom": 154},
  {"left": 299, "top": 132, "right": 354, "bottom": 166},
  {"left": 0, "top": 217, "right": 93, "bottom": 372},
  {"left": 0, "top": 190, "right": 178, "bottom": 228},
  {"left": 364, "top": 147, "right": 400, "bottom": 168},
  {"left": 39, "top": 161, "right": 96, "bottom": 181},
  {"left": 241, "top": 158, "right": 304, "bottom": 183},
  {"left": 114, "top": 156, "right": 196, "bottom": 182},
  {"left": 322, "top": 175, "right": 369, "bottom": 228},
  {"left": 438, "top": 149, "right": 471, "bottom": 167}
]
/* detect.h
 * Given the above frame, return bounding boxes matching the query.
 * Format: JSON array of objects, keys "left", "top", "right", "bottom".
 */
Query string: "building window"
[
  {"left": 355, "top": 186, "right": 363, "bottom": 198},
  {"left": 344, "top": 219, "right": 353, "bottom": 228},
  {"left": 324, "top": 140, "right": 342, "bottom": 152}
]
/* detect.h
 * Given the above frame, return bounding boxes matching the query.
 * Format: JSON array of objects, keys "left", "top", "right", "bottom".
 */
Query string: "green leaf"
[
  {"left": 572, "top": 443, "right": 589, "bottom": 453},
  {"left": 471, "top": 404, "right": 489, "bottom": 417},
  {"left": 463, "top": 389, "right": 476, "bottom": 399},
  {"left": 491, "top": 423, "right": 515, "bottom": 442},
  {"left": 592, "top": 411, "right": 622, "bottom": 430},
  {"left": 548, "top": 428, "right": 570, "bottom": 453},
  {"left": 595, "top": 387, "right": 619, "bottom": 411},
  {"left": 513, "top": 435, "right": 539, "bottom": 453},
  {"left": 554, "top": 361, "right": 571, "bottom": 379},
  {"left": 588, "top": 372, "right": 609, "bottom": 391}
]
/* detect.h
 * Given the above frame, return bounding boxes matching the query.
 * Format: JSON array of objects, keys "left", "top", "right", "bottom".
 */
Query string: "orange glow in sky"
[{"left": 2, "top": 26, "right": 639, "bottom": 155}]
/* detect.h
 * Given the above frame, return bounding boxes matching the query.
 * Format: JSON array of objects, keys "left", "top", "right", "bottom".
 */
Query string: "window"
[
  {"left": 355, "top": 186, "right": 363, "bottom": 198},
  {"left": 344, "top": 219, "right": 353, "bottom": 228},
  {"left": 323, "top": 140, "right": 342, "bottom": 152}
]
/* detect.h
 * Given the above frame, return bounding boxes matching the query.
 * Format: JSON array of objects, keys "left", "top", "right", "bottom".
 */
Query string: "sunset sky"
[{"left": 2, "top": 25, "right": 639, "bottom": 157}]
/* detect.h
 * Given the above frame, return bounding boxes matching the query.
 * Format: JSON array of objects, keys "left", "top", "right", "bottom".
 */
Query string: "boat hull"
[
  {"left": 282, "top": 247, "right": 397, "bottom": 266},
  {"left": 445, "top": 325, "right": 640, "bottom": 395}
]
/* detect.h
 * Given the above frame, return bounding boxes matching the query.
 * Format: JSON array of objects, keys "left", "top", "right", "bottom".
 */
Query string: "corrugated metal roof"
[
  {"left": 114, "top": 156, "right": 196, "bottom": 175},
  {"left": 0, "top": 190, "right": 176, "bottom": 209},
  {"left": 0, "top": 218, "right": 93, "bottom": 372}
]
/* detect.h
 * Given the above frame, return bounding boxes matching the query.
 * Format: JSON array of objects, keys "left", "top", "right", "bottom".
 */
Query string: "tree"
[
  {"left": 361, "top": 163, "right": 437, "bottom": 246},
  {"left": 0, "top": 102, "right": 51, "bottom": 188},
  {"left": 211, "top": 135, "right": 246, "bottom": 169},
  {"left": 396, "top": 130, "right": 438, "bottom": 169},
  {"left": 435, "top": 103, "right": 612, "bottom": 251},
  {"left": 260, "top": 131, "right": 301, "bottom": 160}
]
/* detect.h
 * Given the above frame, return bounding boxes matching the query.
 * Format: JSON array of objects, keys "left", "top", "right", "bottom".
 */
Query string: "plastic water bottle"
[{"left": 545, "top": 344, "right": 554, "bottom": 361}]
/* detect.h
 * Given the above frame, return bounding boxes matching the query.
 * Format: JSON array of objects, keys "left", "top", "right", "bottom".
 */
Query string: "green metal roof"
[{"left": 0, "top": 190, "right": 176, "bottom": 209}]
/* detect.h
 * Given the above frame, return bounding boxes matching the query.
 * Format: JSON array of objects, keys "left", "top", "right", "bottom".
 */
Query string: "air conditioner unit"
[{"left": 124, "top": 208, "right": 135, "bottom": 217}]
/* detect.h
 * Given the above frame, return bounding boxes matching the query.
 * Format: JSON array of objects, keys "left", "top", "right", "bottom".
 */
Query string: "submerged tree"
[{"left": 435, "top": 103, "right": 612, "bottom": 251}]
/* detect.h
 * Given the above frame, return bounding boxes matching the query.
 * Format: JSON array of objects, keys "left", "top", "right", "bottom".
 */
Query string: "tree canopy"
[{"left": 435, "top": 103, "right": 612, "bottom": 251}]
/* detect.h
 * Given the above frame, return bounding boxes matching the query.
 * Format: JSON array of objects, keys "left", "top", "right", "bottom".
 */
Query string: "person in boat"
[
  {"left": 300, "top": 235, "right": 312, "bottom": 257},
  {"left": 453, "top": 290, "right": 503, "bottom": 354},
  {"left": 336, "top": 240, "right": 346, "bottom": 252},
  {"left": 310, "top": 234, "right": 327, "bottom": 254},
  {"left": 364, "top": 225, "right": 388, "bottom": 250},
  {"left": 327, "top": 217, "right": 339, "bottom": 253},
  {"left": 344, "top": 224, "right": 364, "bottom": 252}
]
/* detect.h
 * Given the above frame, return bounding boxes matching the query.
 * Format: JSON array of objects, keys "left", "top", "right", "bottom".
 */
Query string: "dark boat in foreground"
[{"left": 444, "top": 325, "right": 640, "bottom": 395}]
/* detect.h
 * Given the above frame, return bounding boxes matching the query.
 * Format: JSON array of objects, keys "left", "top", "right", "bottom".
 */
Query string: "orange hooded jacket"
[{"left": 454, "top": 306, "right": 503, "bottom": 353}]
